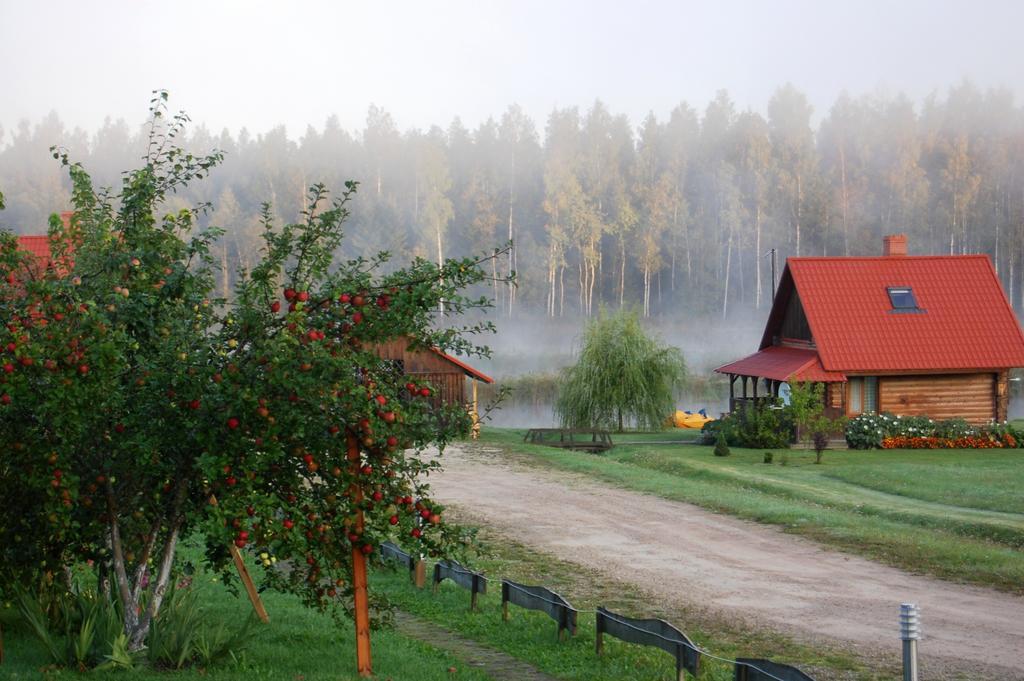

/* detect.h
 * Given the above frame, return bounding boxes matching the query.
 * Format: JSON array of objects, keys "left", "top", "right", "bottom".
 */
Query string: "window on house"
[
  {"left": 864, "top": 376, "right": 878, "bottom": 413},
  {"left": 887, "top": 287, "right": 919, "bottom": 311},
  {"left": 848, "top": 378, "right": 863, "bottom": 415}
]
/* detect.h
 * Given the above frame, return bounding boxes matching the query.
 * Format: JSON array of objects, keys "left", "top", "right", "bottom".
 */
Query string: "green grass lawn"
[
  {"left": 607, "top": 429, "right": 703, "bottom": 445},
  {"left": 477, "top": 428, "right": 1024, "bottom": 593},
  {"left": 0, "top": 560, "right": 493, "bottom": 681}
]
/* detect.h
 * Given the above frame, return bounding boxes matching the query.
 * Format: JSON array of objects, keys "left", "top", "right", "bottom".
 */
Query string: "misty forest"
[{"left": 4, "top": 82, "right": 1024, "bottom": 324}]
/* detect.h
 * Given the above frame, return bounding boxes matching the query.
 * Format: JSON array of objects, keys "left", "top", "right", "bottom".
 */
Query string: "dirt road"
[{"left": 426, "top": 443, "right": 1024, "bottom": 680}]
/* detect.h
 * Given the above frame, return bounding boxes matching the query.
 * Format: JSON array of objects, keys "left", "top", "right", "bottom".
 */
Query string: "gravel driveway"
[{"left": 424, "top": 443, "right": 1024, "bottom": 680}]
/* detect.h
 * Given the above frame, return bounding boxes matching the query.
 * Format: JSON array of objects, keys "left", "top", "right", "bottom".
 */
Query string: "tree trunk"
[
  {"left": 619, "top": 237, "right": 626, "bottom": 306},
  {"left": 558, "top": 264, "right": 565, "bottom": 317},
  {"left": 722, "top": 230, "right": 733, "bottom": 319},
  {"left": 754, "top": 203, "right": 763, "bottom": 308},
  {"left": 547, "top": 241, "right": 556, "bottom": 317},
  {"left": 436, "top": 220, "right": 445, "bottom": 315},
  {"left": 795, "top": 173, "right": 803, "bottom": 257},
  {"left": 507, "top": 151, "right": 516, "bottom": 317},
  {"left": 839, "top": 144, "right": 850, "bottom": 256},
  {"left": 221, "top": 243, "right": 230, "bottom": 298},
  {"left": 643, "top": 262, "right": 650, "bottom": 317}
]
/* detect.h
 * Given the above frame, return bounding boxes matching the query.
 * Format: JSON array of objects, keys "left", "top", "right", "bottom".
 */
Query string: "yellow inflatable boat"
[{"left": 674, "top": 409, "right": 715, "bottom": 429}]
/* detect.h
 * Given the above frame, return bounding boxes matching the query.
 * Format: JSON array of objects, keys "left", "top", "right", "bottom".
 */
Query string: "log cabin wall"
[{"left": 877, "top": 373, "right": 998, "bottom": 424}]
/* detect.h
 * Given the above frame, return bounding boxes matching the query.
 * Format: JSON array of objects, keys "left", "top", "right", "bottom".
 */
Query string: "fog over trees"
[{"left": 3, "top": 81, "right": 1024, "bottom": 319}]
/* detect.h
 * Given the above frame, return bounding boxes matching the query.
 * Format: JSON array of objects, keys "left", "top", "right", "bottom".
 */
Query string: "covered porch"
[{"left": 715, "top": 345, "right": 846, "bottom": 414}]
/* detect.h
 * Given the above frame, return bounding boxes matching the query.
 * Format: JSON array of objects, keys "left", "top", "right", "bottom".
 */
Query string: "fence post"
[
  {"left": 501, "top": 581, "right": 509, "bottom": 622},
  {"left": 595, "top": 609, "right": 604, "bottom": 656},
  {"left": 899, "top": 603, "right": 920, "bottom": 681},
  {"left": 414, "top": 558, "right": 426, "bottom": 589}
]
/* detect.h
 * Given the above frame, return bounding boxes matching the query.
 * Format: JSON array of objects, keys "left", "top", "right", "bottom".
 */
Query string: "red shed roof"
[
  {"left": 716, "top": 346, "right": 845, "bottom": 382},
  {"left": 429, "top": 348, "right": 494, "bottom": 383},
  {"left": 760, "top": 254, "right": 1024, "bottom": 373},
  {"left": 17, "top": 235, "right": 51, "bottom": 261}
]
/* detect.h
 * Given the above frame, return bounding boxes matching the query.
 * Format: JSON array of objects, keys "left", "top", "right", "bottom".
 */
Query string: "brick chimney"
[{"left": 883, "top": 234, "right": 907, "bottom": 257}]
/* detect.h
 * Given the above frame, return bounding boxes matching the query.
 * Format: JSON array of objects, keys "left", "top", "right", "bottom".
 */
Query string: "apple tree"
[{"left": 0, "top": 93, "right": 497, "bottom": 659}]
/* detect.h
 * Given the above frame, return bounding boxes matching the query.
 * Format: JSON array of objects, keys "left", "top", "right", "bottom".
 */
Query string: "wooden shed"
[
  {"left": 371, "top": 337, "right": 494, "bottom": 426},
  {"left": 715, "top": 235, "right": 1024, "bottom": 424}
]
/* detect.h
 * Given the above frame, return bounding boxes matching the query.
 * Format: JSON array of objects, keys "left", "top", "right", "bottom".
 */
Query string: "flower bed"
[
  {"left": 881, "top": 433, "right": 1017, "bottom": 449},
  {"left": 846, "top": 411, "right": 1022, "bottom": 449}
]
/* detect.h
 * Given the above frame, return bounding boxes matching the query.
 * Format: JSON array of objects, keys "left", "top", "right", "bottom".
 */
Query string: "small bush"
[
  {"left": 15, "top": 582, "right": 125, "bottom": 670},
  {"left": 933, "top": 417, "right": 974, "bottom": 439},
  {"left": 813, "top": 431, "right": 830, "bottom": 464},
  {"left": 736, "top": 403, "right": 793, "bottom": 449},
  {"left": 763, "top": 452, "right": 773, "bottom": 464},
  {"left": 705, "top": 402, "right": 793, "bottom": 449},
  {"left": 845, "top": 412, "right": 915, "bottom": 449},
  {"left": 149, "top": 583, "right": 256, "bottom": 669},
  {"left": 713, "top": 431, "right": 731, "bottom": 457},
  {"left": 15, "top": 578, "right": 255, "bottom": 672},
  {"left": 700, "top": 418, "right": 722, "bottom": 445}
]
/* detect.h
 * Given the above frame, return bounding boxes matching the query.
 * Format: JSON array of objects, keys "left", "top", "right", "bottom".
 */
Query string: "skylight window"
[{"left": 887, "top": 287, "right": 919, "bottom": 311}]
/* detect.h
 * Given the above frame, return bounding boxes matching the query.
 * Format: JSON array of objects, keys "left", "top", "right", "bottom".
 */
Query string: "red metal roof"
[
  {"left": 17, "top": 235, "right": 51, "bottom": 263},
  {"left": 716, "top": 346, "right": 845, "bottom": 382},
  {"left": 762, "top": 255, "right": 1024, "bottom": 373},
  {"left": 429, "top": 348, "right": 494, "bottom": 383}
]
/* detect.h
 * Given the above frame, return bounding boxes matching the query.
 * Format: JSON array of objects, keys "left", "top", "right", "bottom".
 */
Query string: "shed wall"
[{"left": 370, "top": 338, "right": 468, "bottom": 407}]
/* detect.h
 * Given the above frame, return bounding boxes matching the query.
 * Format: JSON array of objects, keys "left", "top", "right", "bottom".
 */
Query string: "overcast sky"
[{"left": 2, "top": 0, "right": 1022, "bottom": 139}]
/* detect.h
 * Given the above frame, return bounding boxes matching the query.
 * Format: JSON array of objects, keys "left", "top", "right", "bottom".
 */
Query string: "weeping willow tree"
[{"left": 556, "top": 308, "right": 685, "bottom": 432}]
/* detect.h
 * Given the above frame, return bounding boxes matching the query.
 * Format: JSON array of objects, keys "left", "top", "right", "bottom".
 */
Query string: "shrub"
[
  {"left": 787, "top": 382, "right": 846, "bottom": 464},
  {"left": 845, "top": 412, "right": 903, "bottom": 449},
  {"left": 933, "top": 417, "right": 975, "bottom": 439},
  {"left": 704, "top": 402, "right": 792, "bottom": 449},
  {"left": 15, "top": 582, "right": 129, "bottom": 670},
  {"left": 763, "top": 452, "right": 773, "bottom": 464},
  {"left": 735, "top": 403, "right": 793, "bottom": 449},
  {"left": 700, "top": 418, "right": 723, "bottom": 445},
  {"left": 713, "top": 431, "right": 731, "bottom": 457}
]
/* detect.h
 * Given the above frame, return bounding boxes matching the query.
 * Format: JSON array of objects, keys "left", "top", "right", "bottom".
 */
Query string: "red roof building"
[{"left": 716, "top": 235, "right": 1024, "bottom": 423}]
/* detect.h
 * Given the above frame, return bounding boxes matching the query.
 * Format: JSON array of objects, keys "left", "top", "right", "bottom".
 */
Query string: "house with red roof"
[{"left": 715, "top": 235, "right": 1024, "bottom": 424}]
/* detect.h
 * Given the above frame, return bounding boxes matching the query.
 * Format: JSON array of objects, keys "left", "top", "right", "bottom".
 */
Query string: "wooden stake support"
[
  {"left": 347, "top": 430, "right": 373, "bottom": 677},
  {"left": 230, "top": 542, "right": 270, "bottom": 623},
  {"left": 414, "top": 558, "right": 426, "bottom": 589},
  {"left": 209, "top": 494, "right": 269, "bottom": 623}
]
